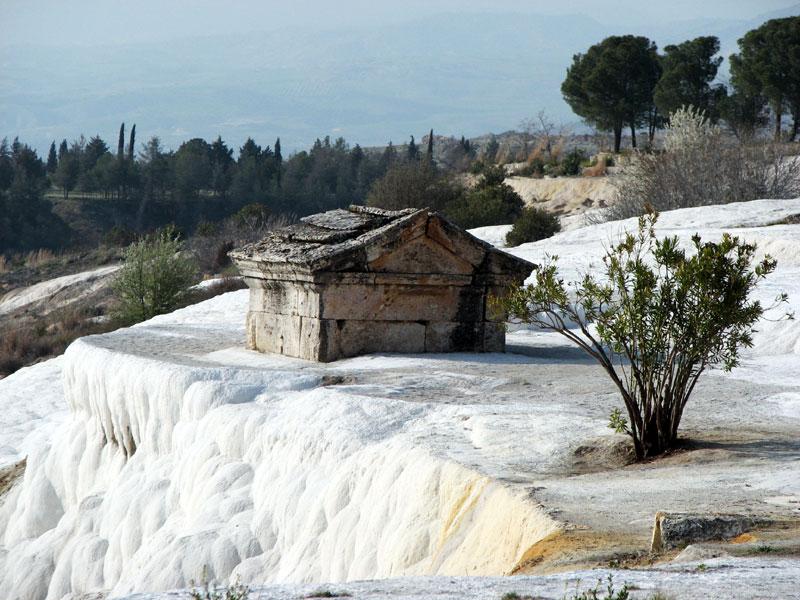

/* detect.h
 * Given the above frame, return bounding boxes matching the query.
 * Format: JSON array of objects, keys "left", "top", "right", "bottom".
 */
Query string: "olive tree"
[
  {"left": 494, "top": 213, "right": 788, "bottom": 459},
  {"left": 112, "top": 226, "right": 197, "bottom": 324}
]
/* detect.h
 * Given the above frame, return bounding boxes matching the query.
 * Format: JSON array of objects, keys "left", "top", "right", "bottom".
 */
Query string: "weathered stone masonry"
[{"left": 230, "top": 205, "right": 534, "bottom": 362}]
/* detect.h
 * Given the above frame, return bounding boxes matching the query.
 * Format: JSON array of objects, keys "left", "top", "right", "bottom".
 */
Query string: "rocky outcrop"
[{"left": 650, "top": 512, "right": 775, "bottom": 552}]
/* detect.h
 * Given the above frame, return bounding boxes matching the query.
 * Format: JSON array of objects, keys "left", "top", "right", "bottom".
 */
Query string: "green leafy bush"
[
  {"left": 445, "top": 166, "right": 524, "bottom": 229},
  {"left": 112, "top": 226, "right": 197, "bottom": 324},
  {"left": 505, "top": 206, "right": 561, "bottom": 247},
  {"left": 559, "top": 148, "right": 587, "bottom": 176},
  {"left": 495, "top": 212, "right": 788, "bottom": 459}
]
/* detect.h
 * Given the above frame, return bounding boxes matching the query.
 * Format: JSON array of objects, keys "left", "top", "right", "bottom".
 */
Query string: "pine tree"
[
  {"left": 730, "top": 17, "right": 800, "bottom": 141},
  {"left": 46, "top": 142, "right": 58, "bottom": 174},
  {"left": 58, "top": 139, "right": 68, "bottom": 162},
  {"left": 562, "top": 35, "right": 661, "bottom": 151},
  {"left": 654, "top": 36, "right": 726, "bottom": 123},
  {"left": 84, "top": 136, "right": 110, "bottom": 171}
]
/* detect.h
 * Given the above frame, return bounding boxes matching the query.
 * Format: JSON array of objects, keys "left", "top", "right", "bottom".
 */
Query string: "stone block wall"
[{"left": 244, "top": 277, "right": 506, "bottom": 362}]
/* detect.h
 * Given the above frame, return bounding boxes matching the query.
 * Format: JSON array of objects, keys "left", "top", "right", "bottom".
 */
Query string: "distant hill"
[{"left": 1, "top": 6, "right": 797, "bottom": 155}]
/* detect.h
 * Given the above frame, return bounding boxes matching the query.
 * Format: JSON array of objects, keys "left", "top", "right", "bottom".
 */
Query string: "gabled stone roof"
[{"left": 230, "top": 205, "right": 534, "bottom": 277}]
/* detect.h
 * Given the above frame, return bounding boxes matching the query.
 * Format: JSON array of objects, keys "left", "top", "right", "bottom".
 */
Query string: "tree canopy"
[
  {"left": 654, "top": 36, "right": 726, "bottom": 122},
  {"left": 730, "top": 16, "right": 800, "bottom": 140},
  {"left": 562, "top": 35, "right": 661, "bottom": 152}
]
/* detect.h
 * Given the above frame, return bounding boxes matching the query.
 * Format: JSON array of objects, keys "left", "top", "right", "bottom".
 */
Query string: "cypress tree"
[
  {"left": 426, "top": 129, "right": 434, "bottom": 165},
  {"left": 274, "top": 137, "right": 282, "bottom": 186},
  {"left": 117, "top": 123, "right": 125, "bottom": 160},
  {"left": 58, "top": 139, "right": 68, "bottom": 161},
  {"left": 117, "top": 123, "right": 126, "bottom": 199},
  {"left": 128, "top": 124, "right": 136, "bottom": 161}
]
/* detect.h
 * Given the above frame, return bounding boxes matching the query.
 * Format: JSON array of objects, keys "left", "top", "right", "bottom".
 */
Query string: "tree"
[
  {"left": 127, "top": 124, "right": 136, "bottom": 161},
  {"left": 209, "top": 136, "right": 234, "bottom": 197},
  {"left": 495, "top": 213, "right": 788, "bottom": 459},
  {"left": 58, "top": 139, "right": 68, "bottom": 162},
  {"left": 239, "top": 137, "right": 262, "bottom": 162},
  {"left": 84, "top": 135, "right": 110, "bottom": 171},
  {"left": 0, "top": 139, "right": 13, "bottom": 191},
  {"left": 53, "top": 148, "right": 80, "bottom": 199},
  {"left": 730, "top": 17, "right": 800, "bottom": 140},
  {"left": 0, "top": 142, "right": 66, "bottom": 253},
  {"left": 135, "top": 136, "right": 170, "bottom": 228},
  {"left": 46, "top": 142, "right": 58, "bottom": 174},
  {"left": 608, "top": 107, "right": 800, "bottom": 221},
  {"left": 112, "top": 226, "right": 197, "bottom": 324},
  {"left": 425, "top": 129, "right": 434, "bottom": 166},
  {"left": 116, "top": 123, "right": 125, "bottom": 160},
  {"left": 367, "top": 161, "right": 462, "bottom": 212},
  {"left": 174, "top": 138, "right": 212, "bottom": 198},
  {"left": 274, "top": 137, "right": 283, "bottom": 186},
  {"left": 562, "top": 35, "right": 661, "bottom": 152},
  {"left": 654, "top": 36, "right": 726, "bottom": 123},
  {"left": 520, "top": 110, "right": 559, "bottom": 161},
  {"left": 407, "top": 135, "right": 419, "bottom": 162},
  {"left": 379, "top": 141, "right": 397, "bottom": 172},
  {"left": 720, "top": 89, "right": 768, "bottom": 140},
  {"left": 484, "top": 136, "right": 500, "bottom": 163},
  {"left": 116, "top": 123, "right": 128, "bottom": 197},
  {"left": 93, "top": 153, "right": 120, "bottom": 199}
]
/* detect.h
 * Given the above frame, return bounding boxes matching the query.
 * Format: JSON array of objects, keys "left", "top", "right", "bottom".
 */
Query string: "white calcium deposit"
[
  {"left": 0, "top": 264, "right": 119, "bottom": 316},
  {"left": 0, "top": 293, "right": 564, "bottom": 598},
  {"left": 2, "top": 198, "right": 800, "bottom": 599}
]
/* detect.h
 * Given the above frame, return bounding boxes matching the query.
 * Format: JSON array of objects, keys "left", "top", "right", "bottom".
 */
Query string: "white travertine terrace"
[{"left": 1, "top": 198, "right": 800, "bottom": 598}]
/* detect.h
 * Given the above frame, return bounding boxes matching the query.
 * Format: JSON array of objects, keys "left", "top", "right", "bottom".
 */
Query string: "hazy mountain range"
[{"left": 1, "top": 4, "right": 798, "bottom": 155}]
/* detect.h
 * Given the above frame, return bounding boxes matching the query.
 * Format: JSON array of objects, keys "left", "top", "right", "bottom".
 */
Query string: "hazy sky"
[
  {"left": 2, "top": 0, "right": 798, "bottom": 154},
  {"left": 2, "top": 0, "right": 797, "bottom": 47}
]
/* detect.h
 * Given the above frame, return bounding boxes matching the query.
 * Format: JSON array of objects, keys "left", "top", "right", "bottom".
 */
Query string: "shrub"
[
  {"left": 516, "top": 157, "right": 545, "bottom": 178},
  {"left": 190, "top": 577, "right": 249, "bottom": 600},
  {"left": 234, "top": 203, "right": 271, "bottom": 233},
  {"left": 505, "top": 207, "right": 561, "bottom": 246},
  {"left": 568, "top": 575, "right": 630, "bottom": 600},
  {"left": 607, "top": 107, "right": 800, "bottom": 221},
  {"left": 494, "top": 212, "right": 788, "bottom": 459},
  {"left": 103, "top": 225, "right": 137, "bottom": 247},
  {"left": 195, "top": 220, "right": 219, "bottom": 237},
  {"left": 560, "top": 148, "right": 587, "bottom": 176},
  {"left": 367, "top": 162, "right": 464, "bottom": 212},
  {"left": 0, "top": 303, "right": 115, "bottom": 378},
  {"left": 445, "top": 166, "right": 524, "bottom": 229},
  {"left": 446, "top": 184, "right": 524, "bottom": 229},
  {"left": 187, "top": 211, "right": 290, "bottom": 275},
  {"left": 112, "top": 226, "right": 197, "bottom": 324}
]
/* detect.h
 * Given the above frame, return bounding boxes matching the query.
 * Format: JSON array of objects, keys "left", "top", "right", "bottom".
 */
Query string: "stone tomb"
[{"left": 229, "top": 205, "right": 534, "bottom": 362}]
